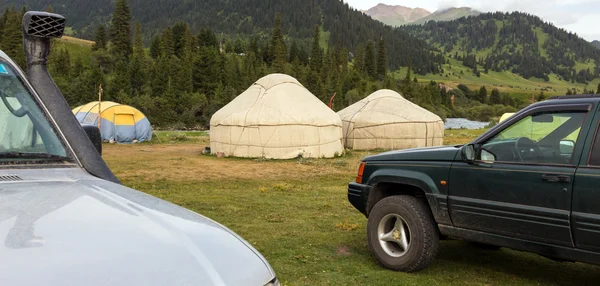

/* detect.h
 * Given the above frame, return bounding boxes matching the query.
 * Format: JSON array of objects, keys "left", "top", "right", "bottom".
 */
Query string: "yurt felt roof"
[
  {"left": 338, "top": 89, "right": 442, "bottom": 127},
  {"left": 211, "top": 74, "right": 341, "bottom": 127}
]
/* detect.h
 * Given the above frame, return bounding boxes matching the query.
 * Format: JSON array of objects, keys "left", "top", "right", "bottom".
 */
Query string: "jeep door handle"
[{"left": 541, "top": 174, "right": 571, "bottom": 183}]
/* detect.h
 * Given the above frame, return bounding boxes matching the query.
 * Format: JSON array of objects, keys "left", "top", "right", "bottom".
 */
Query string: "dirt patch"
[
  {"left": 60, "top": 36, "right": 95, "bottom": 47},
  {"left": 336, "top": 245, "right": 352, "bottom": 256},
  {"left": 103, "top": 143, "right": 362, "bottom": 182}
]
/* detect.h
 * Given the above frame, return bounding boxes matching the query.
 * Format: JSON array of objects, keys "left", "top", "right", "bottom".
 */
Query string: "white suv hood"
[{"left": 0, "top": 167, "right": 274, "bottom": 286}]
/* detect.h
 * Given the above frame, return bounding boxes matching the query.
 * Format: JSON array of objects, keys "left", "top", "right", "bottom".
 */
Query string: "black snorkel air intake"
[{"left": 22, "top": 11, "right": 120, "bottom": 184}]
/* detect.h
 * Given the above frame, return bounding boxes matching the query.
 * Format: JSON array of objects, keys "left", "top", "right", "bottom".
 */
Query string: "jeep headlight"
[{"left": 265, "top": 277, "right": 280, "bottom": 286}]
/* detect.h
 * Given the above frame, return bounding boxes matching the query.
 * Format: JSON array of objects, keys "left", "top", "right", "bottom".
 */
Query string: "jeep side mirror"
[
  {"left": 82, "top": 125, "right": 102, "bottom": 155},
  {"left": 462, "top": 144, "right": 476, "bottom": 163},
  {"left": 559, "top": 140, "right": 575, "bottom": 154}
]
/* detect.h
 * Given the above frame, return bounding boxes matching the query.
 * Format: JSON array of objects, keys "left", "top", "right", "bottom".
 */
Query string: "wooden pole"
[
  {"left": 98, "top": 84, "right": 103, "bottom": 131},
  {"left": 328, "top": 92, "right": 337, "bottom": 109}
]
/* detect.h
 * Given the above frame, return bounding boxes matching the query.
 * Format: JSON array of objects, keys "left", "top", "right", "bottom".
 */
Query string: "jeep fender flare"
[{"left": 365, "top": 168, "right": 451, "bottom": 225}]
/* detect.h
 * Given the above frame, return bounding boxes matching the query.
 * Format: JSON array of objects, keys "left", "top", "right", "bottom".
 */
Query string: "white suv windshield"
[{"left": 0, "top": 60, "right": 68, "bottom": 162}]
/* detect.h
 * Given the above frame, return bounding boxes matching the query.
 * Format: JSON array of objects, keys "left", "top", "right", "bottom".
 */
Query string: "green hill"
[{"left": 404, "top": 12, "right": 600, "bottom": 85}]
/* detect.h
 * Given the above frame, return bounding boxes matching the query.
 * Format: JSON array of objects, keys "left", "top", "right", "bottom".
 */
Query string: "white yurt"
[
  {"left": 338, "top": 89, "right": 444, "bottom": 150},
  {"left": 210, "top": 74, "right": 344, "bottom": 159}
]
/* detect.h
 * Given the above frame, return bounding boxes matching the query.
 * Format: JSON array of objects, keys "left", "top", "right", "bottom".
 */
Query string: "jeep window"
[
  {"left": 481, "top": 111, "right": 586, "bottom": 165},
  {"left": 0, "top": 60, "right": 70, "bottom": 163},
  {"left": 587, "top": 123, "right": 600, "bottom": 166}
]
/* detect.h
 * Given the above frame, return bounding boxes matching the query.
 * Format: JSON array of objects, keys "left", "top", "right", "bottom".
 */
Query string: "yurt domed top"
[
  {"left": 72, "top": 101, "right": 152, "bottom": 143},
  {"left": 338, "top": 89, "right": 442, "bottom": 125},
  {"left": 211, "top": 73, "right": 341, "bottom": 127},
  {"left": 210, "top": 73, "right": 343, "bottom": 159},
  {"left": 337, "top": 89, "right": 444, "bottom": 150}
]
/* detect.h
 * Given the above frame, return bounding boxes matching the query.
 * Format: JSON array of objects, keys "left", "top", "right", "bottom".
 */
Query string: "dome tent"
[
  {"left": 499, "top": 113, "right": 515, "bottom": 123},
  {"left": 72, "top": 101, "right": 152, "bottom": 143},
  {"left": 338, "top": 89, "right": 444, "bottom": 150},
  {"left": 498, "top": 112, "right": 578, "bottom": 141},
  {"left": 210, "top": 74, "right": 344, "bottom": 159}
]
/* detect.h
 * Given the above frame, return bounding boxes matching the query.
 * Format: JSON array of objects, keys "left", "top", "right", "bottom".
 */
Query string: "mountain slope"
[
  {"left": 410, "top": 7, "right": 480, "bottom": 25},
  {"left": 593, "top": 40, "right": 600, "bottom": 49},
  {"left": 362, "top": 4, "right": 479, "bottom": 27},
  {"left": 361, "top": 4, "right": 430, "bottom": 26},
  {"left": 404, "top": 12, "right": 600, "bottom": 83},
  {"left": 6, "top": 0, "right": 442, "bottom": 73}
]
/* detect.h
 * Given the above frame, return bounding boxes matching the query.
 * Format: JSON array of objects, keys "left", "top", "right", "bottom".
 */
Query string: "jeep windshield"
[{"left": 0, "top": 59, "right": 70, "bottom": 163}]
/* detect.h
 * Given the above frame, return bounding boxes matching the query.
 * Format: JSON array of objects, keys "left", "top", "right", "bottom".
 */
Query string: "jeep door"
[
  {"left": 572, "top": 107, "right": 600, "bottom": 252},
  {"left": 448, "top": 104, "right": 591, "bottom": 246}
]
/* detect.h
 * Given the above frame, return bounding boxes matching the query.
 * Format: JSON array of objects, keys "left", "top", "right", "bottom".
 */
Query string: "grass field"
[
  {"left": 101, "top": 130, "right": 600, "bottom": 285},
  {"left": 50, "top": 37, "right": 94, "bottom": 65}
]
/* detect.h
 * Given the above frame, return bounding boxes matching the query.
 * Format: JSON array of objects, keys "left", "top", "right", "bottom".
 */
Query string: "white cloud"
[{"left": 437, "top": 0, "right": 460, "bottom": 10}]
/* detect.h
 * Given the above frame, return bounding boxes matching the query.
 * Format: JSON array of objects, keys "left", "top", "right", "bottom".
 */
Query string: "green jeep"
[{"left": 348, "top": 95, "right": 600, "bottom": 272}]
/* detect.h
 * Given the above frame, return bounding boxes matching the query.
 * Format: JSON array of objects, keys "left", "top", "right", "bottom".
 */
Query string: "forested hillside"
[
  {"left": 5, "top": 0, "right": 444, "bottom": 74},
  {"left": 0, "top": 3, "right": 525, "bottom": 129},
  {"left": 5, "top": 2, "right": 600, "bottom": 130},
  {"left": 404, "top": 12, "right": 600, "bottom": 83}
]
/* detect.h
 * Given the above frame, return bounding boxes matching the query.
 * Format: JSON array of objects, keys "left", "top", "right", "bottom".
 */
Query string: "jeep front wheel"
[{"left": 367, "top": 195, "right": 439, "bottom": 272}]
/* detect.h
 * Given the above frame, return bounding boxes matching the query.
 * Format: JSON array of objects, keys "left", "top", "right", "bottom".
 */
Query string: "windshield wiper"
[{"left": 0, "top": 151, "right": 72, "bottom": 162}]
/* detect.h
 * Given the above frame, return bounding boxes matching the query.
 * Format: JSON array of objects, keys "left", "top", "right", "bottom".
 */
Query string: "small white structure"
[
  {"left": 338, "top": 89, "right": 444, "bottom": 150},
  {"left": 210, "top": 74, "right": 344, "bottom": 159}
]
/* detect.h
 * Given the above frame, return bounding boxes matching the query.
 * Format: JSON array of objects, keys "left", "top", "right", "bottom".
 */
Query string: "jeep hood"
[
  {"left": 363, "top": 145, "right": 462, "bottom": 162},
  {"left": 0, "top": 168, "right": 274, "bottom": 285}
]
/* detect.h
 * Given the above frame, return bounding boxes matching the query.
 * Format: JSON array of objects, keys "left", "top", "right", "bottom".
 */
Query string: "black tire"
[
  {"left": 367, "top": 195, "right": 439, "bottom": 272},
  {"left": 468, "top": 241, "right": 502, "bottom": 251}
]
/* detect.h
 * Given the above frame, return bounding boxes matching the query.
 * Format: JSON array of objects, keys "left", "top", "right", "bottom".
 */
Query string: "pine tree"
[
  {"left": 364, "top": 41, "right": 376, "bottom": 79},
  {"left": 340, "top": 47, "right": 349, "bottom": 76},
  {"left": 54, "top": 49, "right": 71, "bottom": 76},
  {"left": 150, "top": 36, "right": 161, "bottom": 59},
  {"left": 1, "top": 9, "right": 25, "bottom": 68},
  {"left": 130, "top": 22, "right": 149, "bottom": 97},
  {"left": 132, "top": 22, "right": 144, "bottom": 56},
  {"left": 306, "top": 69, "right": 323, "bottom": 101},
  {"left": 109, "top": 0, "right": 132, "bottom": 60},
  {"left": 354, "top": 44, "right": 365, "bottom": 74},
  {"left": 171, "top": 22, "right": 191, "bottom": 58},
  {"left": 193, "top": 47, "right": 220, "bottom": 95},
  {"left": 234, "top": 37, "right": 244, "bottom": 54},
  {"left": 404, "top": 62, "right": 412, "bottom": 85},
  {"left": 490, "top": 88, "right": 500, "bottom": 104},
  {"left": 376, "top": 37, "right": 387, "bottom": 80},
  {"left": 161, "top": 28, "right": 175, "bottom": 58},
  {"left": 248, "top": 36, "right": 259, "bottom": 55},
  {"left": 92, "top": 25, "right": 107, "bottom": 51},
  {"left": 566, "top": 88, "right": 572, "bottom": 95},
  {"left": 109, "top": 60, "right": 131, "bottom": 102},
  {"left": 536, "top": 91, "right": 546, "bottom": 102},
  {"left": 270, "top": 13, "right": 287, "bottom": 73},
  {"left": 289, "top": 39, "right": 299, "bottom": 62},
  {"left": 478, "top": 86, "right": 487, "bottom": 103},
  {"left": 309, "top": 25, "right": 323, "bottom": 73}
]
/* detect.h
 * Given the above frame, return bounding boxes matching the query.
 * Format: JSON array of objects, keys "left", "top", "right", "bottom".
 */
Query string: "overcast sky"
[{"left": 345, "top": 0, "right": 600, "bottom": 42}]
